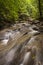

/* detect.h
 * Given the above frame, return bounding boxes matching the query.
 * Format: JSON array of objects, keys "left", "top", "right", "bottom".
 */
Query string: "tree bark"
[{"left": 38, "top": 0, "right": 42, "bottom": 20}]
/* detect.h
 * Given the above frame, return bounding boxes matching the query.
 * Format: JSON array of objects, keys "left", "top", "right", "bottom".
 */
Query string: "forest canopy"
[{"left": 0, "top": 0, "right": 43, "bottom": 23}]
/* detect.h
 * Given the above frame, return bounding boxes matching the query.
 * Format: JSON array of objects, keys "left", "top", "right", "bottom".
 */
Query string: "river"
[{"left": 0, "top": 23, "right": 43, "bottom": 65}]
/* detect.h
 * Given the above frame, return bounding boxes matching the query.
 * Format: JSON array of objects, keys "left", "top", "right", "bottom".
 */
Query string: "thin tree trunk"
[{"left": 38, "top": 0, "right": 42, "bottom": 20}]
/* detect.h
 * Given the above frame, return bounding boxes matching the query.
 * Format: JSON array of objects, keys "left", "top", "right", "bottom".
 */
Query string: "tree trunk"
[{"left": 38, "top": 0, "right": 42, "bottom": 20}]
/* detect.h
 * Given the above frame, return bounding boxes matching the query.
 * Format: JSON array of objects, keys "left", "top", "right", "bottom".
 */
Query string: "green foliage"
[
  {"left": 26, "top": 0, "right": 39, "bottom": 19},
  {"left": 0, "top": 0, "right": 43, "bottom": 22}
]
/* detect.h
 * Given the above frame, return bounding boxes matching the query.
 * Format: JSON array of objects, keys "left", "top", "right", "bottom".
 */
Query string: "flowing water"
[{"left": 0, "top": 23, "right": 43, "bottom": 65}]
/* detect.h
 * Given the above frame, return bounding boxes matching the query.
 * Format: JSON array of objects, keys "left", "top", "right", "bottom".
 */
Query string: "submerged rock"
[{"left": 0, "top": 23, "right": 43, "bottom": 65}]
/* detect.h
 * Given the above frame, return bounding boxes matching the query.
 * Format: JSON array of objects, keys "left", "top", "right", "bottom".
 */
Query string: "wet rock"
[
  {"left": 0, "top": 23, "right": 43, "bottom": 65},
  {"left": 32, "top": 20, "right": 40, "bottom": 24},
  {"left": 39, "top": 26, "right": 43, "bottom": 32},
  {"left": 31, "top": 25, "right": 39, "bottom": 31}
]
